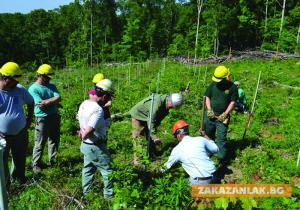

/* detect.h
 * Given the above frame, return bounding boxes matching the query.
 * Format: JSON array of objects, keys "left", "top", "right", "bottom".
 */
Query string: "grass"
[{"left": 6, "top": 58, "right": 300, "bottom": 209}]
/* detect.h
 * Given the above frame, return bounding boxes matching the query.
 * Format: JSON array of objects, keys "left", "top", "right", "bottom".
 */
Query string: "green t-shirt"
[
  {"left": 28, "top": 82, "right": 60, "bottom": 117},
  {"left": 130, "top": 94, "right": 169, "bottom": 137},
  {"left": 238, "top": 88, "right": 246, "bottom": 104},
  {"left": 205, "top": 81, "right": 238, "bottom": 115}
]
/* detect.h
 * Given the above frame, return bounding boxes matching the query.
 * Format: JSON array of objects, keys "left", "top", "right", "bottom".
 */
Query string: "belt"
[
  {"left": 194, "top": 176, "right": 212, "bottom": 180},
  {"left": 82, "top": 141, "right": 95, "bottom": 145},
  {"left": 82, "top": 140, "right": 103, "bottom": 145}
]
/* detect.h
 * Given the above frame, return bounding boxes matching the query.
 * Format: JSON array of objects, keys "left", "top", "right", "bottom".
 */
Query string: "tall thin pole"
[
  {"left": 90, "top": 12, "right": 93, "bottom": 67},
  {"left": 297, "top": 149, "right": 300, "bottom": 167},
  {"left": 156, "top": 72, "right": 161, "bottom": 93},
  {"left": 147, "top": 94, "right": 155, "bottom": 158},
  {"left": 0, "top": 139, "right": 8, "bottom": 210},
  {"left": 194, "top": 0, "right": 203, "bottom": 63},
  {"left": 243, "top": 71, "right": 262, "bottom": 140}
]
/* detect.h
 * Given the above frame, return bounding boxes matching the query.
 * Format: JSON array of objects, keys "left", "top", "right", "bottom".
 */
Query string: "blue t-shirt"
[
  {"left": 28, "top": 82, "right": 60, "bottom": 117},
  {"left": 0, "top": 84, "right": 34, "bottom": 135}
]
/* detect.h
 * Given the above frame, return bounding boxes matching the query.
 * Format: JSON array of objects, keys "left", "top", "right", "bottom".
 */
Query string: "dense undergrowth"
[{"left": 7, "top": 58, "right": 300, "bottom": 209}]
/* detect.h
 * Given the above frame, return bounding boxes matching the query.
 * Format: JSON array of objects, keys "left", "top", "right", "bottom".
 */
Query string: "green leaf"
[{"left": 214, "top": 197, "right": 229, "bottom": 209}]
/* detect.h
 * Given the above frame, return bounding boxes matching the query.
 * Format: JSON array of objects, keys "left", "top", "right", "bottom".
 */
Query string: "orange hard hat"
[{"left": 172, "top": 120, "right": 189, "bottom": 135}]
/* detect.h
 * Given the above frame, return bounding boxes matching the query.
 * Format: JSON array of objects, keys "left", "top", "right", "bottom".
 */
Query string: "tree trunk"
[
  {"left": 296, "top": 24, "right": 300, "bottom": 53},
  {"left": 279, "top": 0, "right": 286, "bottom": 37},
  {"left": 264, "top": 0, "right": 268, "bottom": 32},
  {"left": 194, "top": 0, "right": 204, "bottom": 63}
]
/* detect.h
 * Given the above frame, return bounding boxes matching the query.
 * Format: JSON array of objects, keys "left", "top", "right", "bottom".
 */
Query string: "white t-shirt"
[
  {"left": 164, "top": 135, "right": 219, "bottom": 178},
  {"left": 77, "top": 100, "right": 106, "bottom": 144}
]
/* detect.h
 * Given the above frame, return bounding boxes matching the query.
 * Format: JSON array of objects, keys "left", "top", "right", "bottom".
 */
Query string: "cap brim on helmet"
[
  {"left": 0, "top": 69, "right": 22, "bottom": 82},
  {"left": 212, "top": 76, "right": 222, "bottom": 82},
  {"left": 12, "top": 76, "right": 22, "bottom": 82}
]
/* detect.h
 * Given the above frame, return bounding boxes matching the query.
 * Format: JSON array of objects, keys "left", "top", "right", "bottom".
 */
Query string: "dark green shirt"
[
  {"left": 205, "top": 81, "right": 238, "bottom": 115},
  {"left": 130, "top": 94, "right": 169, "bottom": 137}
]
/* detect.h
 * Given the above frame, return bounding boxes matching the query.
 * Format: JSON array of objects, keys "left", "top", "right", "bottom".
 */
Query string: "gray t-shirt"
[{"left": 0, "top": 84, "right": 34, "bottom": 135}]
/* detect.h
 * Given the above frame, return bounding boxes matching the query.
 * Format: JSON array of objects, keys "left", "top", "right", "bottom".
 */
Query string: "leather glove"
[
  {"left": 207, "top": 110, "right": 216, "bottom": 119},
  {"left": 218, "top": 112, "right": 228, "bottom": 122}
]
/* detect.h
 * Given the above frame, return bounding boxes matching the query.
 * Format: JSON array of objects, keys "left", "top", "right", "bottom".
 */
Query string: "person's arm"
[
  {"left": 162, "top": 147, "right": 180, "bottom": 172},
  {"left": 38, "top": 85, "right": 61, "bottom": 109},
  {"left": 204, "top": 138, "right": 219, "bottom": 154},
  {"left": 38, "top": 96, "right": 61, "bottom": 108},
  {"left": 149, "top": 96, "right": 161, "bottom": 140},
  {"left": 205, "top": 96, "right": 212, "bottom": 110},
  {"left": 81, "top": 107, "right": 104, "bottom": 139},
  {"left": 224, "top": 101, "right": 235, "bottom": 115},
  {"left": 23, "top": 87, "right": 34, "bottom": 128},
  {"left": 80, "top": 126, "right": 95, "bottom": 139}
]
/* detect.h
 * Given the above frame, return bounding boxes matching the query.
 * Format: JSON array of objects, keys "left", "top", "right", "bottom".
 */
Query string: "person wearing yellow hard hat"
[
  {"left": 160, "top": 120, "right": 219, "bottom": 185},
  {"left": 201, "top": 65, "right": 238, "bottom": 166},
  {"left": 0, "top": 61, "right": 34, "bottom": 186},
  {"left": 28, "top": 64, "right": 61, "bottom": 173}
]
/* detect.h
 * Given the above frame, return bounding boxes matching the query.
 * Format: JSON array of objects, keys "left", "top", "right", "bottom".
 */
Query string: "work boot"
[{"left": 32, "top": 166, "right": 42, "bottom": 173}]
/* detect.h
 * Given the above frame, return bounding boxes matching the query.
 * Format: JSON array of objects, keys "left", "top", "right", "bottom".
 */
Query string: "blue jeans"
[{"left": 80, "top": 142, "right": 113, "bottom": 199}]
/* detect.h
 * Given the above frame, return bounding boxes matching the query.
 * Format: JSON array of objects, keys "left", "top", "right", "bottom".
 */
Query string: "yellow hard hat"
[
  {"left": 37, "top": 64, "right": 54, "bottom": 78},
  {"left": 0, "top": 62, "right": 23, "bottom": 82},
  {"left": 92, "top": 73, "right": 105, "bottom": 83},
  {"left": 212, "top": 66, "right": 230, "bottom": 82}
]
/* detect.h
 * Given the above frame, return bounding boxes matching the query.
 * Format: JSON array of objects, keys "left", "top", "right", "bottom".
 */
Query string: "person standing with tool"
[
  {"left": 29, "top": 64, "right": 61, "bottom": 173},
  {"left": 202, "top": 66, "right": 238, "bottom": 165},
  {"left": 160, "top": 120, "right": 219, "bottom": 185},
  {"left": 0, "top": 62, "right": 34, "bottom": 186},
  {"left": 130, "top": 93, "right": 183, "bottom": 168}
]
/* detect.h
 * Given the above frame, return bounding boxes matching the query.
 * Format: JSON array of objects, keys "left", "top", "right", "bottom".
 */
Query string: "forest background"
[{"left": 0, "top": 0, "right": 299, "bottom": 68}]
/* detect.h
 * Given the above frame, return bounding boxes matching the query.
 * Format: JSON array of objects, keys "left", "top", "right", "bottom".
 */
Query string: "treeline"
[{"left": 0, "top": 0, "right": 299, "bottom": 68}]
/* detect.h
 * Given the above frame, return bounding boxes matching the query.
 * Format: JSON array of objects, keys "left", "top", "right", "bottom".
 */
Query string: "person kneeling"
[{"left": 160, "top": 120, "right": 219, "bottom": 185}]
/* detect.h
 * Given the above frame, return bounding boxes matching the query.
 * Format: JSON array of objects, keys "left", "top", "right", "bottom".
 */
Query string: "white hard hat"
[
  {"left": 170, "top": 93, "right": 183, "bottom": 108},
  {"left": 95, "top": 79, "right": 114, "bottom": 94}
]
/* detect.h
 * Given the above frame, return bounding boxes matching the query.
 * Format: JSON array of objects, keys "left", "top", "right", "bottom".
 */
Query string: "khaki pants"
[
  {"left": 32, "top": 114, "right": 61, "bottom": 167},
  {"left": 131, "top": 118, "right": 156, "bottom": 163},
  {"left": 80, "top": 142, "right": 113, "bottom": 199}
]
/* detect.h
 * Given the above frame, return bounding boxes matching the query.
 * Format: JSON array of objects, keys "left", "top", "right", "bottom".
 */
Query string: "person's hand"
[
  {"left": 38, "top": 100, "right": 48, "bottom": 109},
  {"left": 207, "top": 110, "right": 215, "bottom": 119},
  {"left": 78, "top": 128, "right": 86, "bottom": 139},
  {"left": 0, "top": 138, "right": 6, "bottom": 148},
  {"left": 199, "top": 128, "right": 206, "bottom": 136},
  {"left": 218, "top": 112, "right": 228, "bottom": 122},
  {"left": 153, "top": 138, "right": 162, "bottom": 145}
]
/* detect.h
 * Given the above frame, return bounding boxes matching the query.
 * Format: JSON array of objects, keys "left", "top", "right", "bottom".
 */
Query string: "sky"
[{"left": 0, "top": 0, "right": 74, "bottom": 14}]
